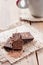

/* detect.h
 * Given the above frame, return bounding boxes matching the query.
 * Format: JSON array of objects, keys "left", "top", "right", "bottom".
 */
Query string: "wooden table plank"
[{"left": 37, "top": 48, "right": 43, "bottom": 65}]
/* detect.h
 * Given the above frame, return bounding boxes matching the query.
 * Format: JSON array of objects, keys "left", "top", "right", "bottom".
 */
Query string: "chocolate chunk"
[
  {"left": 19, "top": 32, "right": 34, "bottom": 43},
  {"left": 4, "top": 33, "right": 24, "bottom": 50}
]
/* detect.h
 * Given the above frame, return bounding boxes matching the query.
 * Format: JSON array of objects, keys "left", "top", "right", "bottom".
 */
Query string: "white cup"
[{"left": 29, "top": 0, "right": 43, "bottom": 17}]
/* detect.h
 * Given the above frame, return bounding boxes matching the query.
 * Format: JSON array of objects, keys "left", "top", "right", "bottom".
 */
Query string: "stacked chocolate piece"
[
  {"left": 4, "top": 32, "right": 34, "bottom": 51},
  {"left": 20, "top": 32, "right": 34, "bottom": 43},
  {"left": 4, "top": 33, "right": 23, "bottom": 50}
]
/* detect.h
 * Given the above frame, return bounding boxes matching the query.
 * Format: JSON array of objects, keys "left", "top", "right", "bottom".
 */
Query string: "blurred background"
[{"left": 0, "top": 0, "right": 29, "bottom": 30}]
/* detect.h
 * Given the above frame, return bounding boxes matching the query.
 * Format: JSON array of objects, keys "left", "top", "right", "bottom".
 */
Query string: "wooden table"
[{"left": 0, "top": 22, "right": 43, "bottom": 65}]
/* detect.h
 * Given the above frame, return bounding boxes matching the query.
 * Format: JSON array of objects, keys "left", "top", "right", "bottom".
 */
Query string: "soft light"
[
  {"left": 20, "top": 0, "right": 25, "bottom": 7},
  {"left": 16, "top": 0, "right": 28, "bottom": 9}
]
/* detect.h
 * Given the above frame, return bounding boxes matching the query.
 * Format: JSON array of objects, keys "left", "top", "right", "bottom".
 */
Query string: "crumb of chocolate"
[{"left": 8, "top": 50, "right": 23, "bottom": 58}]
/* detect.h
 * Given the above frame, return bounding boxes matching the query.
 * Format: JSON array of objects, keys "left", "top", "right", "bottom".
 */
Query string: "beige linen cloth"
[{"left": 0, "top": 22, "right": 43, "bottom": 63}]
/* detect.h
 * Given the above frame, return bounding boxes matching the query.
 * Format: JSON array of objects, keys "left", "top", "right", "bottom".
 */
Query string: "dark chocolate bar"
[
  {"left": 19, "top": 32, "right": 34, "bottom": 43},
  {"left": 4, "top": 33, "right": 24, "bottom": 50}
]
